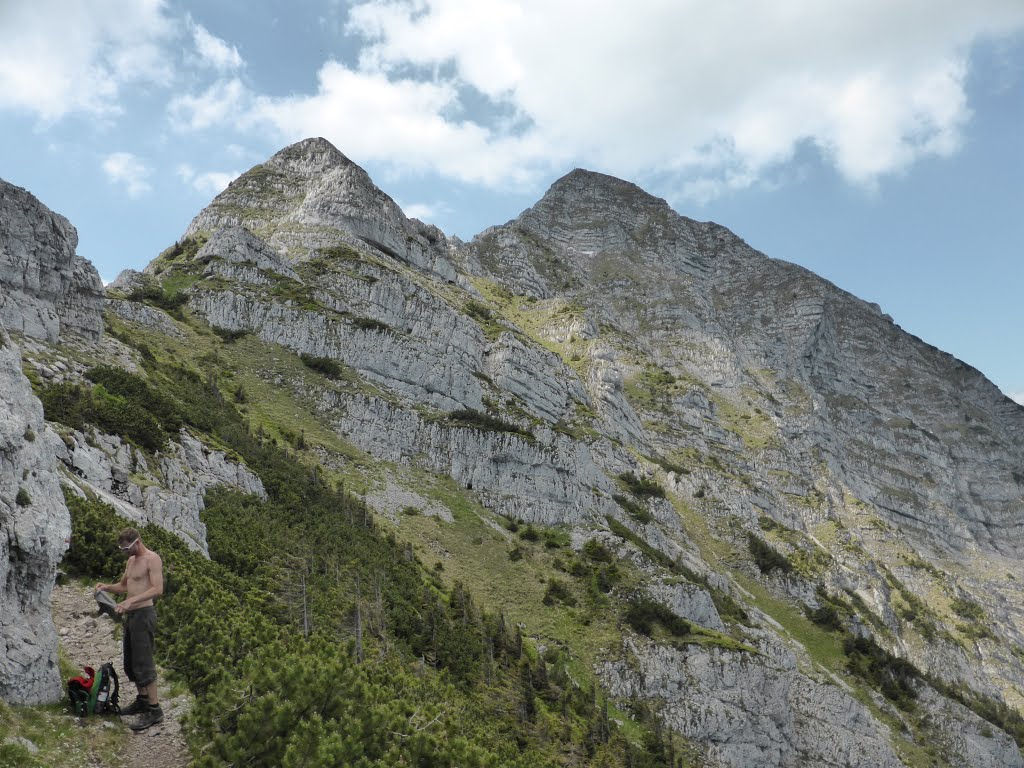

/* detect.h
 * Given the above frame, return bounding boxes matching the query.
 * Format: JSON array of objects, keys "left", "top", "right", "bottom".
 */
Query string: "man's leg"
[
  {"left": 128, "top": 608, "right": 163, "bottom": 731},
  {"left": 121, "top": 614, "right": 150, "bottom": 715}
]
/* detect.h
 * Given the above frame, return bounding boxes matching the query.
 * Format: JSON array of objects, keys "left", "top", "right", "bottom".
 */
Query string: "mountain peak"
[
  {"left": 183, "top": 137, "right": 362, "bottom": 240},
  {"left": 531, "top": 167, "right": 675, "bottom": 221},
  {"left": 179, "top": 138, "right": 456, "bottom": 277},
  {"left": 552, "top": 167, "right": 646, "bottom": 192},
  {"left": 264, "top": 136, "right": 354, "bottom": 177}
]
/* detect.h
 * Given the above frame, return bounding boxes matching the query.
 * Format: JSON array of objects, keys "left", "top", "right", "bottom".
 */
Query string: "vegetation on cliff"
[{"left": 53, "top": 347, "right": 690, "bottom": 766}]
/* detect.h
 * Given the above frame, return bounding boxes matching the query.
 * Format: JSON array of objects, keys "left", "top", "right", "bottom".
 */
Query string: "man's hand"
[
  {"left": 95, "top": 583, "right": 107, "bottom": 592},
  {"left": 115, "top": 600, "right": 130, "bottom": 614}
]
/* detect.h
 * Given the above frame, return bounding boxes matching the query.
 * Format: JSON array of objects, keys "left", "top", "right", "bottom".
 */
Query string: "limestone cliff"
[
  {"left": 0, "top": 177, "right": 104, "bottom": 705},
  {"left": 0, "top": 179, "right": 103, "bottom": 343},
  {"left": 0, "top": 330, "right": 69, "bottom": 704}
]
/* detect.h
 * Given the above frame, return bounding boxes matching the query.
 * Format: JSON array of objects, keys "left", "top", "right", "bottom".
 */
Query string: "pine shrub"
[{"left": 747, "top": 533, "right": 793, "bottom": 575}]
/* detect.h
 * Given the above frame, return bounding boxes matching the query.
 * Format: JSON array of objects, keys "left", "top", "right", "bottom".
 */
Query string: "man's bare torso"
[{"left": 125, "top": 552, "right": 157, "bottom": 608}]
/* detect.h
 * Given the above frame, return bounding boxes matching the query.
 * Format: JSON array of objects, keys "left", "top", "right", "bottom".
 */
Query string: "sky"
[{"left": 1, "top": 1, "right": 1022, "bottom": 404}]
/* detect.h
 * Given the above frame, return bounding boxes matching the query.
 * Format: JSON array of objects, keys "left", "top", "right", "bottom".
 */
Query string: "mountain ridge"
[{"left": 2, "top": 137, "right": 1023, "bottom": 767}]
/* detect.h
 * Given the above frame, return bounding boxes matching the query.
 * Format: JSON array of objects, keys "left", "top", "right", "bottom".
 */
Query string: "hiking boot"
[
  {"left": 128, "top": 704, "right": 164, "bottom": 731},
  {"left": 120, "top": 696, "right": 149, "bottom": 716}
]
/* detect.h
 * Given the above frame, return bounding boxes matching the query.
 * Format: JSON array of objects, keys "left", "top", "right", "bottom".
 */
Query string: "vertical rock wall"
[
  {"left": 0, "top": 330, "right": 70, "bottom": 703},
  {"left": 0, "top": 179, "right": 104, "bottom": 343},
  {"left": 0, "top": 177, "right": 103, "bottom": 704}
]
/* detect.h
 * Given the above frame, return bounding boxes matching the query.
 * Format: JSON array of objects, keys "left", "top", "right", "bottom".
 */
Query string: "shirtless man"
[{"left": 96, "top": 527, "right": 164, "bottom": 731}]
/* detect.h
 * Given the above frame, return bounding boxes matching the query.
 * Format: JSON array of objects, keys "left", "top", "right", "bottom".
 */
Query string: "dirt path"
[{"left": 51, "top": 581, "right": 190, "bottom": 768}]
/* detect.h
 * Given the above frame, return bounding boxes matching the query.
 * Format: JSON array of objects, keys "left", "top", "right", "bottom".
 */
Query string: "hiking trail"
[{"left": 51, "top": 581, "right": 190, "bottom": 768}]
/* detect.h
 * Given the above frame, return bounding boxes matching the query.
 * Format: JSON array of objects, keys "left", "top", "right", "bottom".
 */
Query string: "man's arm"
[{"left": 96, "top": 562, "right": 131, "bottom": 594}]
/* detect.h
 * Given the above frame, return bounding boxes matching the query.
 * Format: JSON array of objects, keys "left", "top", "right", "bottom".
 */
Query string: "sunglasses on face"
[{"left": 119, "top": 539, "right": 139, "bottom": 551}]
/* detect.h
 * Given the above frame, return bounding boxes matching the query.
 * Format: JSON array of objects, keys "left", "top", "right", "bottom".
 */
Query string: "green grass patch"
[
  {"left": 0, "top": 699, "right": 127, "bottom": 768},
  {"left": 299, "top": 353, "right": 342, "bottom": 378},
  {"left": 710, "top": 391, "right": 779, "bottom": 451},
  {"left": 147, "top": 233, "right": 208, "bottom": 274},
  {"left": 464, "top": 299, "right": 506, "bottom": 341}
]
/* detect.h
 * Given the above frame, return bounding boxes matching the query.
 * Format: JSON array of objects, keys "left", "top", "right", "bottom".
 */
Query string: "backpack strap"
[
  {"left": 104, "top": 663, "right": 121, "bottom": 714},
  {"left": 87, "top": 670, "right": 101, "bottom": 715}
]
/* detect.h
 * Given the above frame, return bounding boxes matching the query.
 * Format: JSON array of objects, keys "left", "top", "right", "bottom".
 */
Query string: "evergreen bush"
[
  {"left": 446, "top": 409, "right": 533, "bottom": 438},
  {"left": 542, "top": 579, "right": 577, "bottom": 607},
  {"left": 617, "top": 472, "right": 666, "bottom": 499},
  {"left": 625, "top": 597, "right": 690, "bottom": 639},
  {"left": 299, "top": 353, "right": 342, "bottom": 378},
  {"left": 747, "top": 534, "right": 794, "bottom": 575},
  {"left": 613, "top": 493, "right": 653, "bottom": 524}
]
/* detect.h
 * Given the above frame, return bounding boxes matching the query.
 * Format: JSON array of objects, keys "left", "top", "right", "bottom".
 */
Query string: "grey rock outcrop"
[
  {"left": 60, "top": 428, "right": 266, "bottom": 555},
  {"left": 105, "top": 297, "right": 185, "bottom": 339},
  {"left": 325, "top": 392, "right": 622, "bottom": 525},
  {"left": 0, "top": 330, "right": 70, "bottom": 704},
  {"left": 646, "top": 577, "right": 724, "bottom": 631},
  {"left": 0, "top": 179, "right": 103, "bottom": 343},
  {"left": 195, "top": 225, "right": 300, "bottom": 281},
  {"left": 106, "top": 268, "right": 148, "bottom": 295},
  {"left": 599, "top": 635, "right": 905, "bottom": 768}
]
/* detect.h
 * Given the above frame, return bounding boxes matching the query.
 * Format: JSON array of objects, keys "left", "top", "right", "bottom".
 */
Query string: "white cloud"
[
  {"left": 1010, "top": 391, "right": 1024, "bottom": 406},
  {"left": 402, "top": 203, "right": 436, "bottom": 221},
  {"left": 399, "top": 200, "right": 452, "bottom": 222},
  {"left": 0, "top": 0, "right": 175, "bottom": 121},
  {"left": 335, "top": 0, "right": 1024, "bottom": 196},
  {"left": 177, "top": 163, "right": 239, "bottom": 196},
  {"left": 248, "top": 62, "right": 548, "bottom": 186},
  {"left": 168, "top": 78, "right": 247, "bottom": 131},
  {"left": 193, "top": 171, "right": 238, "bottom": 196},
  {"left": 102, "top": 152, "right": 152, "bottom": 198},
  {"left": 64, "top": 0, "right": 1020, "bottom": 204},
  {"left": 190, "top": 20, "right": 243, "bottom": 71}
]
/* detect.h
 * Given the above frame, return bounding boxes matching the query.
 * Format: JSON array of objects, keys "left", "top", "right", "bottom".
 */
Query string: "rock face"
[
  {"left": 0, "top": 330, "right": 70, "bottom": 704},
  {"left": 466, "top": 169, "right": 1024, "bottom": 557},
  {"left": 599, "top": 635, "right": 906, "bottom": 768},
  {"left": 600, "top": 633, "right": 1023, "bottom": 768},
  {"left": 0, "top": 179, "right": 104, "bottom": 343}
]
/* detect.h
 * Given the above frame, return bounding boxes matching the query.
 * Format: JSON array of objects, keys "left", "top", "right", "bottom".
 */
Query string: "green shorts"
[{"left": 123, "top": 606, "right": 157, "bottom": 687}]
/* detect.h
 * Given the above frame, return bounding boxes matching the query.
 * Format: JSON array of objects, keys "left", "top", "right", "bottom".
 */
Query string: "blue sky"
[{"left": 1, "top": 1, "right": 1022, "bottom": 403}]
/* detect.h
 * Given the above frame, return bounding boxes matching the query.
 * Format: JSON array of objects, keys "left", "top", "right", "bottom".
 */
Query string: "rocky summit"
[{"left": 2, "top": 137, "right": 1022, "bottom": 767}]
